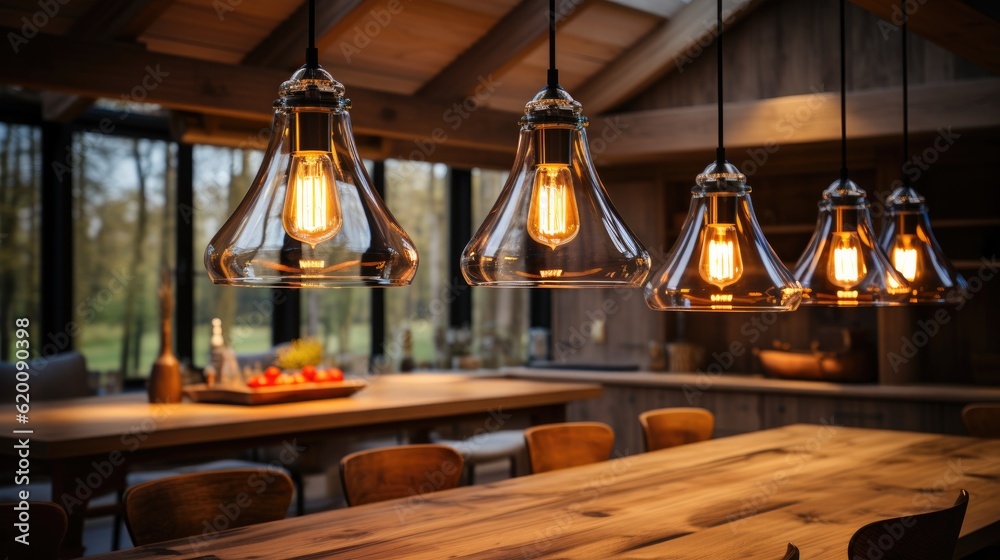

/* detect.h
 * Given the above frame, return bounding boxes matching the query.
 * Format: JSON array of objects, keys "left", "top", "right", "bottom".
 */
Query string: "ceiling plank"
[
  {"left": 242, "top": 0, "right": 366, "bottom": 69},
  {"left": 592, "top": 78, "right": 1000, "bottom": 164},
  {"left": 0, "top": 29, "right": 519, "bottom": 152},
  {"left": 848, "top": 0, "right": 1000, "bottom": 75},
  {"left": 417, "top": 0, "right": 591, "bottom": 100},
  {"left": 574, "top": 0, "right": 761, "bottom": 115},
  {"left": 42, "top": 0, "right": 174, "bottom": 121}
]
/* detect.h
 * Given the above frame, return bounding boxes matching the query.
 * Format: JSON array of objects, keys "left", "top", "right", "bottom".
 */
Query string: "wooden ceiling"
[{"left": 0, "top": 0, "right": 997, "bottom": 167}]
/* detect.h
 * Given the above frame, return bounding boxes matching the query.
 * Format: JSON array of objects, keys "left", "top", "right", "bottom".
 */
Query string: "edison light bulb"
[
  {"left": 527, "top": 164, "right": 579, "bottom": 249},
  {"left": 282, "top": 152, "right": 342, "bottom": 248},
  {"left": 827, "top": 231, "right": 866, "bottom": 289},
  {"left": 698, "top": 223, "right": 742, "bottom": 289},
  {"left": 891, "top": 234, "right": 919, "bottom": 282}
]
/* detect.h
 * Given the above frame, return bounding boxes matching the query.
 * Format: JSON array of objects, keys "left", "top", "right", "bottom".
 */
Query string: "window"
[
  {"left": 384, "top": 160, "right": 450, "bottom": 367},
  {"left": 73, "top": 133, "right": 175, "bottom": 377},
  {"left": 472, "top": 168, "right": 529, "bottom": 365},
  {"left": 0, "top": 123, "right": 41, "bottom": 360},
  {"left": 192, "top": 145, "right": 275, "bottom": 364}
]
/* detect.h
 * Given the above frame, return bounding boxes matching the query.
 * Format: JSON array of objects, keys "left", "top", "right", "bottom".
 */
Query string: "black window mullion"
[
  {"left": 449, "top": 168, "right": 472, "bottom": 329},
  {"left": 370, "top": 160, "right": 386, "bottom": 366}
]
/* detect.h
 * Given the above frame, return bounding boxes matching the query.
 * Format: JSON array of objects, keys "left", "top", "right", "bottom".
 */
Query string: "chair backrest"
[
  {"left": 0, "top": 501, "right": 67, "bottom": 559},
  {"left": 639, "top": 407, "right": 715, "bottom": 452},
  {"left": 340, "top": 444, "right": 464, "bottom": 507},
  {"left": 0, "top": 351, "right": 91, "bottom": 402},
  {"left": 847, "top": 489, "right": 969, "bottom": 560},
  {"left": 782, "top": 543, "right": 800, "bottom": 560},
  {"left": 123, "top": 468, "right": 293, "bottom": 546},
  {"left": 523, "top": 422, "right": 615, "bottom": 474},
  {"left": 962, "top": 403, "right": 1000, "bottom": 438}
]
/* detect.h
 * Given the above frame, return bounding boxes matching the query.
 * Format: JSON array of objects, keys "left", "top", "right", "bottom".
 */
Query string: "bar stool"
[{"left": 433, "top": 430, "right": 525, "bottom": 483}]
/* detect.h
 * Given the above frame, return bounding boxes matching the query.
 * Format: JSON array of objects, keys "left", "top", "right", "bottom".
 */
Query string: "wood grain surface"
[
  {"left": 0, "top": 376, "right": 602, "bottom": 459},
  {"left": 89, "top": 424, "right": 1000, "bottom": 559}
]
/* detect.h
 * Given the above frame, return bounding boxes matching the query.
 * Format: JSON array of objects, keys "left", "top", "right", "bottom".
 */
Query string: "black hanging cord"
[
  {"left": 839, "top": 0, "right": 848, "bottom": 183},
  {"left": 716, "top": 0, "right": 725, "bottom": 167},
  {"left": 548, "top": 0, "right": 559, "bottom": 88},
  {"left": 305, "top": 0, "right": 319, "bottom": 69},
  {"left": 901, "top": 0, "right": 909, "bottom": 187}
]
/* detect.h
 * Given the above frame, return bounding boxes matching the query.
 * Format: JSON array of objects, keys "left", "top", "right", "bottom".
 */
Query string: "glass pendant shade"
[
  {"left": 793, "top": 178, "right": 909, "bottom": 306},
  {"left": 878, "top": 186, "right": 967, "bottom": 303},
  {"left": 461, "top": 87, "right": 650, "bottom": 287},
  {"left": 206, "top": 66, "right": 418, "bottom": 287},
  {"left": 645, "top": 162, "right": 802, "bottom": 311}
]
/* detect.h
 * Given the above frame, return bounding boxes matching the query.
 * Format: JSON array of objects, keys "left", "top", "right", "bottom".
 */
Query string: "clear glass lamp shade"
[
  {"left": 205, "top": 66, "right": 418, "bottom": 287},
  {"left": 645, "top": 161, "right": 802, "bottom": 311},
  {"left": 793, "top": 178, "right": 909, "bottom": 306},
  {"left": 461, "top": 86, "right": 650, "bottom": 288},
  {"left": 878, "top": 186, "right": 967, "bottom": 303}
]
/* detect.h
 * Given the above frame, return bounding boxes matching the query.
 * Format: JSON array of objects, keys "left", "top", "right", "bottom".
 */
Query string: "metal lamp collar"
[
  {"left": 521, "top": 85, "right": 588, "bottom": 127},
  {"left": 276, "top": 65, "right": 350, "bottom": 111},
  {"left": 694, "top": 161, "right": 750, "bottom": 195},
  {"left": 819, "top": 177, "right": 869, "bottom": 209}
]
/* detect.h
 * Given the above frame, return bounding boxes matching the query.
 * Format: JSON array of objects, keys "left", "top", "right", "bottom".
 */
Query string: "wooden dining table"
[
  {"left": 88, "top": 423, "right": 1000, "bottom": 559},
  {"left": 0, "top": 374, "right": 601, "bottom": 557}
]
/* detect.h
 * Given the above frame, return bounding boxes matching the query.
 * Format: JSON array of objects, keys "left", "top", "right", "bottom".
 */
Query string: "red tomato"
[
  {"left": 265, "top": 366, "right": 282, "bottom": 378},
  {"left": 301, "top": 365, "right": 317, "bottom": 381},
  {"left": 247, "top": 375, "right": 267, "bottom": 388},
  {"left": 327, "top": 368, "right": 344, "bottom": 382},
  {"left": 313, "top": 370, "right": 330, "bottom": 383},
  {"left": 292, "top": 373, "right": 307, "bottom": 384}
]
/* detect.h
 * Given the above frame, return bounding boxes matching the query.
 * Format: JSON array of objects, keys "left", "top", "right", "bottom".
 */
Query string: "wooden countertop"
[
  {"left": 503, "top": 367, "right": 1000, "bottom": 403},
  {"left": 89, "top": 424, "right": 1000, "bottom": 559},
  {"left": 0, "top": 375, "right": 601, "bottom": 459}
]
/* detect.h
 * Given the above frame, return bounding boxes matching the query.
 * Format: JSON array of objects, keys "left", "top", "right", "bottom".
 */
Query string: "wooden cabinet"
[{"left": 507, "top": 370, "right": 995, "bottom": 456}]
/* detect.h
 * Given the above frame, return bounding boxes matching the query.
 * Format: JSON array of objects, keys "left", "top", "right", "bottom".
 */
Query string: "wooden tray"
[{"left": 184, "top": 380, "right": 367, "bottom": 405}]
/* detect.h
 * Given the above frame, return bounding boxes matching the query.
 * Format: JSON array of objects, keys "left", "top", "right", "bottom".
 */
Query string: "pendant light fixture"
[
  {"left": 206, "top": 0, "right": 418, "bottom": 287},
  {"left": 644, "top": 0, "right": 801, "bottom": 312},
  {"left": 792, "top": 0, "right": 909, "bottom": 306},
  {"left": 460, "top": 0, "right": 650, "bottom": 287},
  {"left": 877, "top": 2, "right": 967, "bottom": 303}
]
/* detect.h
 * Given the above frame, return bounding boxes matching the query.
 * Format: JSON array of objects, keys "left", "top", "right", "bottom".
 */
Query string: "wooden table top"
[
  {"left": 90, "top": 424, "right": 1000, "bottom": 559},
  {"left": 0, "top": 375, "right": 601, "bottom": 459}
]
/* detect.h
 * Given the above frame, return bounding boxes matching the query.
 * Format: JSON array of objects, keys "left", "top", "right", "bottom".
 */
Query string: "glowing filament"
[
  {"left": 827, "top": 232, "right": 866, "bottom": 290},
  {"left": 282, "top": 152, "right": 342, "bottom": 248},
  {"left": 527, "top": 164, "right": 579, "bottom": 249},
  {"left": 891, "top": 234, "right": 920, "bottom": 282},
  {"left": 699, "top": 224, "right": 742, "bottom": 289}
]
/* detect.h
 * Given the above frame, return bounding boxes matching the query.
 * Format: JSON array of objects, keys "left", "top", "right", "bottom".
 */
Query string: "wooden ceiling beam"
[
  {"left": 41, "top": 0, "right": 174, "bottom": 121},
  {"left": 242, "top": 0, "right": 366, "bottom": 69},
  {"left": 0, "top": 29, "right": 519, "bottom": 152},
  {"left": 591, "top": 78, "right": 1000, "bottom": 164},
  {"left": 574, "top": 0, "right": 761, "bottom": 115},
  {"left": 848, "top": 0, "right": 1000, "bottom": 75},
  {"left": 417, "top": 0, "right": 591, "bottom": 100}
]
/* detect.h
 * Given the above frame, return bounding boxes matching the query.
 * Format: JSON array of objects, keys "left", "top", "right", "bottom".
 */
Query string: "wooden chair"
[
  {"left": 123, "top": 468, "right": 293, "bottom": 546},
  {"left": 639, "top": 407, "right": 715, "bottom": 452},
  {"left": 782, "top": 543, "right": 799, "bottom": 560},
  {"left": 340, "top": 444, "right": 464, "bottom": 507},
  {"left": 848, "top": 489, "right": 969, "bottom": 560},
  {"left": 962, "top": 403, "right": 1000, "bottom": 438},
  {"left": 0, "top": 501, "right": 67, "bottom": 559},
  {"left": 523, "top": 422, "right": 615, "bottom": 474}
]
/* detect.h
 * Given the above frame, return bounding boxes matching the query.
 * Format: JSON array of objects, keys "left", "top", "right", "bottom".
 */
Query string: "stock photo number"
[{"left": 12, "top": 317, "right": 33, "bottom": 547}]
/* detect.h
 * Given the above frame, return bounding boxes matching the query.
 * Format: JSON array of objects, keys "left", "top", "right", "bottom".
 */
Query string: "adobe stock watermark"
[
  {"left": 393, "top": 407, "right": 512, "bottom": 522},
  {"left": 851, "top": 459, "right": 966, "bottom": 560},
  {"left": 394, "top": 73, "right": 501, "bottom": 171},
  {"left": 877, "top": 0, "right": 927, "bottom": 40},
  {"left": 7, "top": 0, "right": 70, "bottom": 54},
  {"left": 340, "top": 0, "right": 414, "bottom": 63},
  {"left": 886, "top": 256, "right": 998, "bottom": 373},
  {"left": 51, "top": 64, "right": 170, "bottom": 181},
  {"left": 188, "top": 439, "right": 306, "bottom": 552},
  {"left": 674, "top": 6, "right": 741, "bottom": 73},
  {"left": 727, "top": 419, "right": 841, "bottom": 532},
  {"left": 739, "top": 85, "right": 828, "bottom": 178},
  {"left": 519, "top": 451, "right": 634, "bottom": 558}
]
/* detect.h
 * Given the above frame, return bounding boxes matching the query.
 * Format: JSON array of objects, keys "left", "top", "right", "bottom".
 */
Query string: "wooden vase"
[{"left": 149, "top": 269, "right": 182, "bottom": 404}]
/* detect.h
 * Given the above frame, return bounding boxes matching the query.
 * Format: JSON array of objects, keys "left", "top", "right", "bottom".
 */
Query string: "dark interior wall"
[{"left": 550, "top": 0, "right": 1000, "bottom": 385}]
